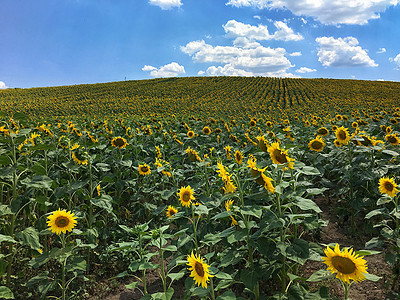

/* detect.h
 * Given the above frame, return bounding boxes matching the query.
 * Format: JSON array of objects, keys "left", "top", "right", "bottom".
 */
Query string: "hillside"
[{"left": 1, "top": 77, "right": 400, "bottom": 121}]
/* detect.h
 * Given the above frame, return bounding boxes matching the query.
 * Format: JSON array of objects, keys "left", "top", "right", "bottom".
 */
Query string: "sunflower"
[
  {"left": 58, "top": 136, "right": 70, "bottom": 149},
  {"left": 111, "top": 136, "right": 128, "bottom": 149},
  {"left": 317, "top": 127, "right": 329, "bottom": 136},
  {"left": 249, "top": 119, "right": 257, "bottom": 126},
  {"left": 178, "top": 185, "right": 195, "bottom": 207},
  {"left": 379, "top": 177, "right": 399, "bottom": 197},
  {"left": 223, "top": 176, "right": 237, "bottom": 194},
  {"left": 257, "top": 135, "right": 269, "bottom": 153},
  {"left": 351, "top": 122, "right": 359, "bottom": 129},
  {"left": 225, "top": 200, "right": 238, "bottom": 226},
  {"left": 309, "top": 136, "right": 326, "bottom": 152},
  {"left": 187, "top": 251, "right": 214, "bottom": 288},
  {"left": 266, "top": 121, "right": 273, "bottom": 128},
  {"left": 267, "top": 142, "right": 294, "bottom": 170},
  {"left": 334, "top": 139, "right": 342, "bottom": 147},
  {"left": 335, "top": 126, "right": 351, "bottom": 145},
  {"left": 335, "top": 114, "right": 343, "bottom": 121},
  {"left": 47, "top": 209, "right": 77, "bottom": 235},
  {"left": 234, "top": 150, "right": 243, "bottom": 164},
  {"left": 166, "top": 205, "right": 178, "bottom": 218},
  {"left": 187, "top": 130, "right": 195, "bottom": 138},
  {"left": 138, "top": 164, "right": 151, "bottom": 175},
  {"left": 322, "top": 244, "right": 368, "bottom": 284},
  {"left": 385, "top": 133, "right": 400, "bottom": 145},
  {"left": 72, "top": 150, "right": 89, "bottom": 166},
  {"left": 202, "top": 126, "right": 212, "bottom": 135}
]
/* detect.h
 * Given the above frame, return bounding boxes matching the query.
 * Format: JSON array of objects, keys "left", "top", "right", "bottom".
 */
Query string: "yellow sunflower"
[
  {"left": 72, "top": 150, "right": 89, "bottom": 166},
  {"left": 202, "top": 126, "right": 212, "bottom": 135},
  {"left": 47, "top": 209, "right": 77, "bottom": 235},
  {"left": 187, "top": 130, "right": 195, "bottom": 138},
  {"left": 309, "top": 136, "right": 326, "bottom": 152},
  {"left": 335, "top": 126, "right": 351, "bottom": 145},
  {"left": 216, "top": 162, "right": 229, "bottom": 181},
  {"left": 322, "top": 244, "right": 368, "bottom": 284},
  {"left": 234, "top": 150, "right": 243, "bottom": 165},
  {"left": 317, "top": 127, "right": 329, "bottom": 136},
  {"left": 267, "top": 142, "right": 294, "bottom": 170},
  {"left": 257, "top": 135, "right": 269, "bottom": 153},
  {"left": 111, "top": 136, "right": 128, "bottom": 149},
  {"left": 166, "top": 205, "right": 178, "bottom": 218},
  {"left": 385, "top": 133, "right": 400, "bottom": 145},
  {"left": 138, "top": 164, "right": 151, "bottom": 175},
  {"left": 187, "top": 251, "right": 214, "bottom": 288},
  {"left": 178, "top": 185, "right": 195, "bottom": 207},
  {"left": 225, "top": 200, "right": 238, "bottom": 226},
  {"left": 379, "top": 177, "right": 399, "bottom": 197}
]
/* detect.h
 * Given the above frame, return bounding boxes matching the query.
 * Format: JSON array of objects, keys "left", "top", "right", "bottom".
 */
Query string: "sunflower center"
[
  {"left": 331, "top": 256, "right": 356, "bottom": 274},
  {"left": 318, "top": 128, "right": 328, "bottom": 135},
  {"left": 141, "top": 166, "right": 149, "bottom": 173},
  {"left": 114, "top": 138, "right": 125, "bottom": 147},
  {"left": 384, "top": 181, "right": 394, "bottom": 192},
  {"left": 337, "top": 130, "right": 347, "bottom": 141},
  {"left": 55, "top": 216, "right": 70, "bottom": 228},
  {"left": 194, "top": 262, "right": 205, "bottom": 277},
  {"left": 387, "top": 136, "right": 397, "bottom": 143},
  {"left": 182, "top": 192, "right": 190, "bottom": 202},
  {"left": 273, "top": 149, "right": 288, "bottom": 164},
  {"left": 361, "top": 136, "right": 372, "bottom": 146},
  {"left": 311, "top": 140, "right": 323, "bottom": 150},
  {"left": 169, "top": 209, "right": 176, "bottom": 216}
]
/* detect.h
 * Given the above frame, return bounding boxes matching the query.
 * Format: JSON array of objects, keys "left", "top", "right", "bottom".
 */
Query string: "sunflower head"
[
  {"left": 385, "top": 133, "right": 400, "bottom": 145},
  {"left": 267, "top": 142, "right": 294, "bottom": 170},
  {"left": 187, "top": 130, "right": 195, "bottom": 138},
  {"left": 379, "top": 177, "right": 399, "bottom": 197},
  {"left": 166, "top": 205, "right": 178, "bottom": 218},
  {"left": 178, "top": 186, "right": 195, "bottom": 207},
  {"left": 335, "top": 126, "right": 350, "bottom": 144},
  {"left": 111, "top": 136, "right": 128, "bottom": 149},
  {"left": 203, "top": 126, "right": 212, "bottom": 135},
  {"left": 138, "top": 164, "right": 151, "bottom": 175},
  {"left": 309, "top": 136, "right": 326, "bottom": 152},
  {"left": 322, "top": 244, "right": 368, "bottom": 284},
  {"left": 72, "top": 148, "right": 89, "bottom": 166},
  {"left": 351, "top": 122, "right": 359, "bottom": 129},
  {"left": 234, "top": 150, "right": 243, "bottom": 164},
  {"left": 47, "top": 209, "right": 77, "bottom": 235},
  {"left": 257, "top": 135, "right": 269, "bottom": 153},
  {"left": 317, "top": 127, "right": 329, "bottom": 136},
  {"left": 266, "top": 121, "right": 273, "bottom": 128},
  {"left": 187, "top": 251, "right": 214, "bottom": 288}
]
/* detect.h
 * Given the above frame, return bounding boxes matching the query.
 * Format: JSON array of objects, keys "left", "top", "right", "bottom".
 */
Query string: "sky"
[{"left": 1, "top": 0, "right": 400, "bottom": 89}]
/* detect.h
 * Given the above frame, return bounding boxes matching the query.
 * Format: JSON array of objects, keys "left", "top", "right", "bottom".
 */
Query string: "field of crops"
[{"left": 1, "top": 77, "right": 400, "bottom": 299}]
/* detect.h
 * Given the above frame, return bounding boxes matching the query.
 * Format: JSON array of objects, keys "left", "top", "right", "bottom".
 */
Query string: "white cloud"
[
  {"left": 290, "top": 51, "right": 302, "bottom": 56},
  {"left": 377, "top": 47, "right": 386, "bottom": 53},
  {"left": 296, "top": 67, "right": 316, "bottom": 73},
  {"left": 142, "top": 62, "right": 185, "bottom": 77},
  {"left": 149, "top": 0, "right": 182, "bottom": 10},
  {"left": 198, "top": 70, "right": 205, "bottom": 75},
  {"left": 226, "top": 0, "right": 400, "bottom": 25},
  {"left": 0, "top": 81, "right": 8, "bottom": 89},
  {"left": 316, "top": 36, "right": 378, "bottom": 67},
  {"left": 393, "top": 53, "right": 400, "bottom": 69},
  {"left": 223, "top": 19, "right": 303, "bottom": 42},
  {"left": 181, "top": 39, "right": 296, "bottom": 77},
  {"left": 253, "top": 15, "right": 261, "bottom": 20}
]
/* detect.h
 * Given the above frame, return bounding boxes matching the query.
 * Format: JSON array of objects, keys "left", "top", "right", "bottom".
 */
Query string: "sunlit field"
[{"left": 1, "top": 77, "right": 400, "bottom": 299}]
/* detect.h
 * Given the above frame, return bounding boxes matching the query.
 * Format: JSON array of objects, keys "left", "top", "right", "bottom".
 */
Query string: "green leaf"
[
  {"left": 307, "top": 269, "right": 333, "bottom": 282},
  {"left": 382, "top": 149, "right": 399, "bottom": 157},
  {"left": 241, "top": 206, "right": 263, "bottom": 219},
  {"left": 215, "top": 271, "right": 233, "bottom": 280},
  {"left": 125, "top": 281, "right": 140, "bottom": 290},
  {"left": 306, "top": 188, "right": 328, "bottom": 196},
  {"left": 365, "top": 208, "right": 387, "bottom": 219},
  {"left": 355, "top": 250, "right": 381, "bottom": 256},
  {"left": 168, "top": 271, "right": 185, "bottom": 281},
  {"left": 0, "top": 234, "right": 18, "bottom": 244},
  {"left": 216, "top": 290, "right": 236, "bottom": 300},
  {"left": 21, "top": 175, "right": 53, "bottom": 190},
  {"left": 0, "top": 205, "right": 13, "bottom": 216},
  {"left": 91, "top": 194, "right": 113, "bottom": 211},
  {"left": 31, "top": 163, "right": 46, "bottom": 175},
  {"left": 295, "top": 197, "right": 321, "bottom": 213},
  {"left": 13, "top": 112, "right": 28, "bottom": 122},
  {"left": 0, "top": 286, "right": 14, "bottom": 299},
  {"left": 298, "top": 166, "right": 320, "bottom": 176},
  {"left": 0, "top": 155, "right": 12, "bottom": 166},
  {"left": 364, "top": 273, "right": 382, "bottom": 282},
  {"left": 212, "top": 211, "right": 231, "bottom": 220},
  {"left": 15, "top": 227, "right": 42, "bottom": 250}
]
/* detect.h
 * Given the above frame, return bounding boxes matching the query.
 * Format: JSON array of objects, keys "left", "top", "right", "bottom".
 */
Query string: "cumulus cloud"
[
  {"left": 290, "top": 51, "right": 302, "bottom": 56},
  {"left": 393, "top": 53, "right": 400, "bottom": 69},
  {"left": 377, "top": 47, "right": 386, "bottom": 53},
  {"left": 149, "top": 0, "right": 182, "bottom": 10},
  {"left": 295, "top": 67, "right": 316, "bottom": 73},
  {"left": 316, "top": 36, "right": 378, "bottom": 67},
  {"left": 181, "top": 39, "right": 297, "bottom": 77},
  {"left": 225, "top": 0, "right": 399, "bottom": 25},
  {"left": 223, "top": 20, "right": 303, "bottom": 42},
  {"left": 0, "top": 81, "right": 8, "bottom": 89},
  {"left": 142, "top": 62, "right": 185, "bottom": 77}
]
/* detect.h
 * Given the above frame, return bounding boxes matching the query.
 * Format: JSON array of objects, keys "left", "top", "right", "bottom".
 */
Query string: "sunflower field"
[{"left": 0, "top": 77, "right": 400, "bottom": 299}]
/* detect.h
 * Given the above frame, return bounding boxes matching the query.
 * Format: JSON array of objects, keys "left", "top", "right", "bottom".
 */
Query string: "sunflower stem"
[{"left": 210, "top": 277, "right": 216, "bottom": 300}]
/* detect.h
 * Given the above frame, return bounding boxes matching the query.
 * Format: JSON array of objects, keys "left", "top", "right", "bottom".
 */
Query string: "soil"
[{"left": 90, "top": 196, "right": 395, "bottom": 300}]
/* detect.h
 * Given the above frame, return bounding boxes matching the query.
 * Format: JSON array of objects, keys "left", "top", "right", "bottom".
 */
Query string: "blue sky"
[{"left": 1, "top": 0, "right": 400, "bottom": 89}]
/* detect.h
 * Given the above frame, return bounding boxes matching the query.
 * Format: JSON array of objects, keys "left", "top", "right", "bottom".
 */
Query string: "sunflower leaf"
[
  {"left": 307, "top": 269, "right": 332, "bottom": 282},
  {"left": 0, "top": 286, "right": 14, "bottom": 299}
]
